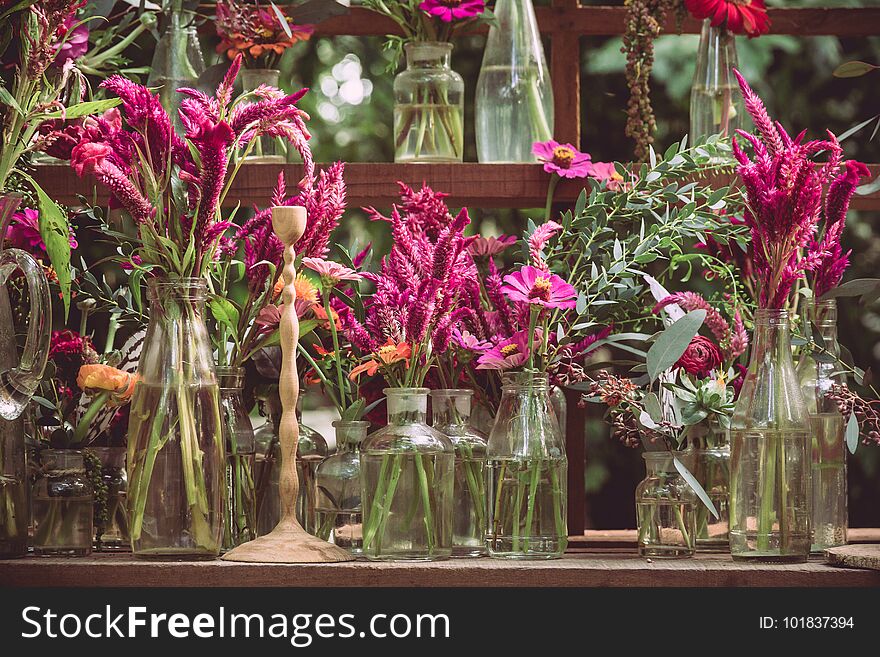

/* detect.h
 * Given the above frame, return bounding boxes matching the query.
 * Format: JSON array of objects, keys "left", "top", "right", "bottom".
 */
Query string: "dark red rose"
[{"left": 675, "top": 335, "right": 723, "bottom": 378}]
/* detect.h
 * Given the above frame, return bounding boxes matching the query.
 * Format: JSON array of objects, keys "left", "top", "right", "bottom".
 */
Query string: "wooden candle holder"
[{"left": 221, "top": 206, "right": 353, "bottom": 563}]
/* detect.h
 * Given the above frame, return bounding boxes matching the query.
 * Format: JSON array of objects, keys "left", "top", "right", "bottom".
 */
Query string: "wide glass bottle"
[
  {"left": 636, "top": 451, "right": 697, "bottom": 558},
  {"left": 126, "top": 278, "right": 224, "bottom": 559},
  {"left": 797, "top": 299, "right": 848, "bottom": 552},
  {"left": 218, "top": 366, "right": 256, "bottom": 550},
  {"left": 486, "top": 371, "right": 568, "bottom": 559},
  {"left": 475, "top": 0, "right": 553, "bottom": 162},
  {"left": 729, "top": 309, "right": 811, "bottom": 562},
  {"left": 394, "top": 42, "right": 464, "bottom": 163},
  {"left": 684, "top": 423, "right": 730, "bottom": 551},
  {"left": 690, "top": 20, "right": 744, "bottom": 142},
  {"left": 431, "top": 390, "right": 488, "bottom": 557},
  {"left": 315, "top": 420, "right": 370, "bottom": 554},
  {"left": 360, "top": 388, "right": 454, "bottom": 561},
  {"left": 32, "top": 449, "right": 94, "bottom": 556},
  {"left": 90, "top": 446, "right": 129, "bottom": 551}
]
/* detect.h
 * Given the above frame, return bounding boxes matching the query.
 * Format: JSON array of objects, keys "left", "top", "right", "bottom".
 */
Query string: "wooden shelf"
[
  {"left": 3, "top": 532, "right": 880, "bottom": 587},
  {"left": 32, "top": 163, "right": 880, "bottom": 212}
]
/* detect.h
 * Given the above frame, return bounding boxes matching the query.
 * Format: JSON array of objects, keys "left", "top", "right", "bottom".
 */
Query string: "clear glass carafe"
[
  {"left": 636, "top": 451, "right": 697, "bottom": 558},
  {"left": 475, "top": 0, "right": 553, "bottom": 162},
  {"left": 218, "top": 367, "right": 256, "bottom": 550},
  {"left": 689, "top": 21, "right": 744, "bottom": 142},
  {"left": 394, "top": 42, "right": 464, "bottom": 163},
  {"left": 797, "top": 299, "right": 847, "bottom": 552},
  {"left": 91, "top": 446, "right": 129, "bottom": 551},
  {"left": 240, "top": 68, "right": 287, "bottom": 164},
  {"left": 431, "top": 389, "right": 487, "bottom": 557},
  {"left": 360, "top": 388, "right": 454, "bottom": 561},
  {"left": 32, "top": 449, "right": 94, "bottom": 556},
  {"left": 316, "top": 420, "right": 369, "bottom": 554},
  {"left": 296, "top": 397, "right": 328, "bottom": 536},
  {"left": 126, "top": 279, "right": 224, "bottom": 559},
  {"left": 486, "top": 371, "right": 568, "bottom": 559},
  {"left": 684, "top": 423, "right": 730, "bottom": 552},
  {"left": 730, "top": 309, "right": 811, "bottom": 562}
]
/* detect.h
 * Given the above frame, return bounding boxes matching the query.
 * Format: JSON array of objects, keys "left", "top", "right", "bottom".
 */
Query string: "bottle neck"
[
  {"left": 405, "top": 42, "right": 453, "bottom": 70},
  {"left": 385, "top": 387, "right": 430, "bottom": 425},
  {"left": 430, "top": 389, "right": 473, "bottom": 431},
  {"left": 806, "top": 299, "right": 839, "bottom": 353},
  {"left": 333, "top": 420, "right": 369, "bottom": 452},
  {"left": 216, "top": 366, "right": 245, "bottom": 391},
  {"left": 750, "top": 309, "right": 794, "bottom": 365},
  {"left": 695, "top": 19, "right": 738, "bottom": 86},
  {"left": 643, "top": 452, "right": 678, "bottom": 475}
]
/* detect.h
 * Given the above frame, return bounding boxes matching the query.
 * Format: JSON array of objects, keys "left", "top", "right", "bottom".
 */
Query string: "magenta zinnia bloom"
[
  {"left": 303, "top": 257, "right": 362, "bottom": 285},
  {"left": 477, "top": 330, "right": 538, "bottom": 371},
  {"left": 501, "top": 265, "right": 577, "bottom": 309},
  {"left": 468, "top": 235, "right": 516, "bottom": 258},
  {"left": 453, "top": 328, "right": 492, "bottom": 353},
  {"left": 533, "top": 140, "right": 593, "bottom": 178},
  {"left": 420, "top": 0, "right": 485, "bottom": 22}
]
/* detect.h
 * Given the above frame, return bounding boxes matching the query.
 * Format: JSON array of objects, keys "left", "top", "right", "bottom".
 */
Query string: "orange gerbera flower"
[
  {"left": 349, "top": 340, "right": 412, "bottom": 380},
  {"left": 313, "top": 304, "right": 342, "bottom": 330},
  {"left": 77, "top": 364, "right": 139, "bottom": 401}
]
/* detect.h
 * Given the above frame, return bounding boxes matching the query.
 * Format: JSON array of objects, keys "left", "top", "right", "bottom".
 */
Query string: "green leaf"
[
  {"left": 833, "top": 61, "right": 879, "bottom": 78},
  {"left": 674, "top": 456, "right": 719, "bottom": 519},
  {"left": 837, "top": 114, "right": 880, "bottom": 143},
  {"left": 646, "top": 310, "right": 706, "bottom": 382},
  {"left": 846, "top": 411, "right": 859, "bottom": 455},
  {"left": 209, "top": 297, "right": 241, "bottom": 332},
  {"left": 643, "top": 392, "right": 663, "bottom": 423},
  {"left": 29, "top": 180, "right": 71, "bottom": 317},
  {"left": 270, "top": 2, "right": 293, "bottom": 39},
  {"left": 39, "top": 97, "right": 121, "bottom": 120},
  {"left": 820, "top": 278, "right": 880, "bottom": 301},
  {"left": 0, "top": 85, "right": 22, "bottom": 116}
]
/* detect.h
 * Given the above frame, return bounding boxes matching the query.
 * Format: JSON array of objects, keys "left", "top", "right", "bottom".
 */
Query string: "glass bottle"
[
  {"left": 684, "top": 423, "right": 730, "bottom": 552},
  {"left": 689, "top": 20, "right": 744, "bottom": 142},
  {"left": 32, "top": 449, "right": 94, "bottom": 556},
  {"left": 475, "top": 0, "right": 553, "bottom": 162},
  {"left": 254, "top": 390, "right": 281, "bottom": 537},
  {"left": 240, "top": 68, "right": 287, "bottom": 164},
  {"left": 147, "top": 0, "right": 205, "bottom": 132},
  {"left": 394, "top": 42, "right": 464, "bottom": 163},
  {"left": 431, "top": 389, "right": 488, "bottom": 557},
  {"left": 218, "top": 366, "right": 256, "bottom": 550},
  {"left": 315, "top": 420, "right": 369, "bottom": 554},
  {"left": 730, "top": 308, "right": 811, "bottom": 562},
  {"left": 797, "top": 299, "right": 847, "bottom": 552},
  {"left": 636, "top": 451, "right": 697, "bottom": 558},
  {"left": 296, "top": 396, "right": 328, "bottom": 535},
  {"left": 126, "top": 278, "right": 224, "bottom": 559},
  {"left": 486, "top": 371, "right": 568, "bottom": 559},
  {"left": 360, "top": 388, "right": 454, "bottom": 561},
  {"left": 90, "top": 446, "right": 129, "bottom": 551}
]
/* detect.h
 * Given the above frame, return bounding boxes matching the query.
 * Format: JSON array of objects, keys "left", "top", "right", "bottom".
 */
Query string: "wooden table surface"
[{"left": 3, "top": 530, "right": 879, "bottom": 588}]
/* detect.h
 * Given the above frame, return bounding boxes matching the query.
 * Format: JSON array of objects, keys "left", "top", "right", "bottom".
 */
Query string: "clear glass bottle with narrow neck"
[
  {"left": 486, "top": 371, "right": 568, "bottom": 559},
  {"left": 90, "top": 446, "right": 129, "bottom": 552},
  {"left": 636, "top": 451, "right": 697, "bottom": 558},
  {"left": 315, "top": 420, "right": 370, "bottom": 554},
  {"left": 730, "top": 308, "right": 811, "bottom": 562},
  {"left": 689, "top": 20, "right": 744, "bottom": 143},
  {"left": 217, "top": 366, "right": 256, "bottom": 550},
  {"left": 296, "top": 395, "right": 328, "bottom": 535},
  {"left": 431, "top": 389, "right": 487, "bottom": 557},
  {"left": 684, "top": 422, "right": 730, "bottom": 552},
  {"left": 797, "top": 299, "right": 847, "bottom": 552},
  {"left": 360, "top": 388, "right": 454, "bottom": 561}
]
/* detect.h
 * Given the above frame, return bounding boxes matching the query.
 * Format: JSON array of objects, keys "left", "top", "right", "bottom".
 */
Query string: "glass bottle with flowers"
[
  {"left": 63, "top": 55, "right": 312, "bottom": 558},
  {"left": 360, "top": 1, "right": 493, "bottom": 163}
]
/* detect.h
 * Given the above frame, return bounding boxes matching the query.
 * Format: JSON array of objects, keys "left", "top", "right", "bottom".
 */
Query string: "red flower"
[
  {"left": 70, "top": 142, "right": 111, "bottom": 177},
  {"left": 675, "top": 336, "right": 723, "bottom": 378},
  {"left": 685, "top": 0, "right": 770, "bottom": 37}
]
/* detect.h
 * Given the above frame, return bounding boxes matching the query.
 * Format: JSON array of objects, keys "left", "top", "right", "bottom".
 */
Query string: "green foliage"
[{"left": 646, "top": 309, "right": 705, "bottom": 382}]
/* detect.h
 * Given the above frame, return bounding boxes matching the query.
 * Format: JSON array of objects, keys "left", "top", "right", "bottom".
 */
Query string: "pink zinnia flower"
[
  {"left": 476, "top": 330, "right": 538, "bottom": 371},
  {"left": 303, "top": 257, "right": 362, "bottom": 286},
  {"left": 54, "top": 17, "right": 89, "bottom": 65},
  {"left": 420, "top": 0, "right": 485, "bottom": 22},
  {"left": 533, "top": 140, "right": 593, "bottom": 178},
  {"left": 589, "top": 161, "right": 624, "bottom": 186},
  {"left": 453, "top": 328, "right": 492, "bottom": 353},
  {"left": 501, "top": 265, "right": 577, "bottom": 310},
  {"left": 468, "top": 235, "right": 516, "bottom": 258}
]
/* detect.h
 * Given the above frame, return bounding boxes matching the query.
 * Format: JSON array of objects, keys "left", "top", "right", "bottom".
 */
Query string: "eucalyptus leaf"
[
  {"left": 846, "top": 412, "right": 859, "bottom": 455},
  {"left": 674, "top": 456, "right": 719, "bottom": 519},
  {"left": 646, "top": 310, "right": 706, "bottom": 382}
]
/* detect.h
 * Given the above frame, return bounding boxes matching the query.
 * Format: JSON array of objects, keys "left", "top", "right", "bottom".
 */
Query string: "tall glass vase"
[
  {"left": 684, "top": 423, "right": 730, "bottom": 552},
  {"left": 240, "top": 68, "right": 287, "bottom": 163},
  {"left": 218, "top": 367, "right": 256, "bottom": 550},
  {"left": 730, "top": 309, "right": 811, "bottom": 562},
  {"left": 431, "top": 390, "right": 487, "bottom": 557},
  {"left": 126, "top": 279, "right": 224, "bottom": 559},
  {"left": 797, "top": 299, "right": 848, "bottom": 552},
  {"left": 475, "top": 0, "right": 553, "bottom": 163},
  {"left": 486, "top": 372, "right": 567, "bottom": 560},
  {"left": 360, "top": 388, "right": 454, "bottom": 561},
  {"left": 394, "top": 42, "right": 464, "bottom": 163},
  {"left": 90, "top": 446, "right": 130, "bottom": 551},
  {"left": 316, "top": 420, "right": 369, "bottom": 554},
  {"left": 295, "top": 397, "right": 328, "bottom": 535},
  {"left": 689, "top": 21, "right": 744, "bottom": 142}
]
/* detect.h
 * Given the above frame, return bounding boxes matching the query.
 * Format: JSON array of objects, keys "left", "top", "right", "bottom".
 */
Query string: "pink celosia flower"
[
  {"left": 303, "top": 257, "right": 362, "bottom": 286},
  {"left": 420, "top": 0, "right": 485, "bottom": 22},
  {"left": 533, "top": 140, "right": 593, "bottom": 178},
  {"left": 8, "top": 208, "right": 77, "bottom": 258},
  {"left": 501, "top": 265, "right": 577, "bottom": 310},
  {"left": 468, "top": 235, "right": 516, "bottom": 258},
  {"left": 476, "top": 330, "right": 538, "bottom": 370},
  {"left": 528, "top": 220, "right": 562, "bottom": 272}
]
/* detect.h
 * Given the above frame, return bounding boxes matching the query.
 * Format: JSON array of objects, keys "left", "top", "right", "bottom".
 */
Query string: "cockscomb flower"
[
  {"left": 501, "top": 265, "right": 577, "bottom": 310},
  {"left": 476, "top": 330, "right": 539, "bottom": 371},
  {"left": 420, "top": 0, "right": 485, "bottom": 22},
  {"left": 528, "top": 220, "right": 562, "bottom": 271},
  {"left": 533, "top": 140, "right": 593, "bottom": 178},
  {"left": 303, "top": 257, "right": 362, "bottom": 286}
]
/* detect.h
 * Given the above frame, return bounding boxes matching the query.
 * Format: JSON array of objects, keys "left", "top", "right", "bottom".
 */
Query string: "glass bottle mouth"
[
  {"left": 804, "top": 298, "right": 837, "bottom": 327},
  {"left": 215, "top": 366, "right": 245, "bottom": 389},
  {"left": 147, "top": 277, "right": 208, "bottom": 301},
  {"left": 501, "top": 370, "right": 549, "bottom": 390},
  {"left": 753, "top": 307, "right": 792, "bottom": 325}
]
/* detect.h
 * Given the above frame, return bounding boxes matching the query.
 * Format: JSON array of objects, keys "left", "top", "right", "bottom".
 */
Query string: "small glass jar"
[
  {"left": 636, "top": 451, "right": 697, "bottom": 559},
  {"left": 240, "top": 68, "right": 286, "bottom": 163},
  {"left": 218, "top": 366, "right": 257, "bottom": 550},
  {"left": 684, "top": 424, "right": 730, "bottom": 552},
  {"left": 32, "top": 449, "right": 94, "bottom": 556},
  {"left": 394, "top": 42, "right": 464, "bottom": 163},
  {"left": 360, "top": 388, "right": 454, "bottom": 561},
  {"left": 431, "top": 390, "right": 488, "bottom": 557},
  {"left": 315, "top": 420, "right": 370, "bottom": 555},
  {"left": 90, "top": 447, "right": 129, "bottom": 551}
]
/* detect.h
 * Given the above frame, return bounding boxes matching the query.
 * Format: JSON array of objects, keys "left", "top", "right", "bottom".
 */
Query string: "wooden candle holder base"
[{"left": 221, "top": 521, "right": 353, "bottom": 563}]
